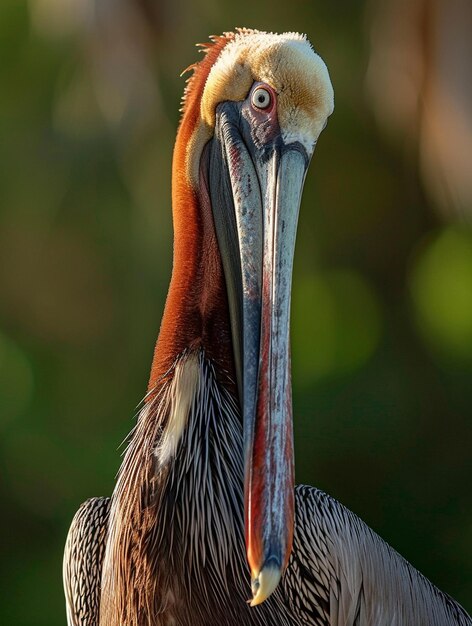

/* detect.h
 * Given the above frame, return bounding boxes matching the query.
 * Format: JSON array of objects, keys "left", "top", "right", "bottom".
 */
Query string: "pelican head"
[{"left": 178, "top": 29, "right": 334, "bottom": 606}]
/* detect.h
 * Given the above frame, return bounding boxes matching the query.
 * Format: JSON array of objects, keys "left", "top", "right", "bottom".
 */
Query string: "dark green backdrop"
[{"left": 1, "top": 1, "right": 471, "bottom": 624}]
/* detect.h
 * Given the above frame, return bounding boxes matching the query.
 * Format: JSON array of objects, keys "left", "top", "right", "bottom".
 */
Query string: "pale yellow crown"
[
  {"left": 203, "top": 30, "right": 334, "bottom": 147},
  {"left": 185, "top": 29, "right": 334, "bottom": 183}
]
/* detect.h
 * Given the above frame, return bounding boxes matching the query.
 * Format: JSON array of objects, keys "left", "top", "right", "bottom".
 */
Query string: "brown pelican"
[{"left": 63, "top": 28, "right": 472, "bottom": 626}]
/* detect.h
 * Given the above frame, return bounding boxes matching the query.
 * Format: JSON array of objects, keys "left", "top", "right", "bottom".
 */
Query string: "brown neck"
[
  {"left": 148, "top": 35, "right": 236, "bottom": 392},
  {"left": 148, "top": 172, "right": 233, "bottom": 391}
]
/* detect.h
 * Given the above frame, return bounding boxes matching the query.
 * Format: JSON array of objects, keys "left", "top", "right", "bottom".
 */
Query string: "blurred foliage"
[
  {"left": 411, "top": 227, "right": 472, "bottom": 360},
  {"left": 0, "top": 1, "right": 470, "bottom": 624},
  {"left": 292, "top": 269, "right": 382, "bottom": 383}
]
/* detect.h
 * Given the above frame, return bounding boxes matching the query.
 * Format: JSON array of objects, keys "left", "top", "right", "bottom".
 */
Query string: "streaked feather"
[
  {"left": 64, "top": 351, "right": 471, "bottom": 625},
  {"left": 63, "top": 497, "right": 110, "bottom": 626}
]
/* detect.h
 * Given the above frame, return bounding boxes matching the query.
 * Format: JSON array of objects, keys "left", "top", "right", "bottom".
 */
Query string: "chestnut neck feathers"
[{"left": 148, "top": 34, "right": 236, "bottom": 392}]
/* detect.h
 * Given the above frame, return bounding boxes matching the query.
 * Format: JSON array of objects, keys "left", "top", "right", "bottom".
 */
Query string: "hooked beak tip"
[{"left": 249, "top": 561, "right": 283, "bottom": 607}]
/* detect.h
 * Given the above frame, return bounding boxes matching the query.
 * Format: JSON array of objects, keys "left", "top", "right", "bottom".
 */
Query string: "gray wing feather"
[
  {"left": 63, "top": 497, "right": 110, "bottom": 626},
  {"left": 284, "top": 485, "right": 472, "bottom": 626}
]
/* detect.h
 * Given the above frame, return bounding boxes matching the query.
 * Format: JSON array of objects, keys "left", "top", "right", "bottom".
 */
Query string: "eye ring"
[{"left": 251, "top": 86, "right": 272, "bottom": 110}]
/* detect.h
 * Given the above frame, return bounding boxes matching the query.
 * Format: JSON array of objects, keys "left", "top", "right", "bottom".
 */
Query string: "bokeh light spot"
[
  {"left": 292, "top": 269, "right": 382, "bottom": 385},
  {"left": 410, "top": 226, "right": 472, "bottom": 361}
]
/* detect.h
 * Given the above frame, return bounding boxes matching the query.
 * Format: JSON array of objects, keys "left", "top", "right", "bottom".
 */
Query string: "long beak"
[
  {"left": 204, "top": 102, "right": 310, "bottom": 606},
  {"left": 245, "top": 146, "right": 307, "bottom": 606}
]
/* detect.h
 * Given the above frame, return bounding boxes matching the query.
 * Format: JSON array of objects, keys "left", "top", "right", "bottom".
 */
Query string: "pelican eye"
[{"left": 251, "top": 87, "right": 272, "bottom": 110}]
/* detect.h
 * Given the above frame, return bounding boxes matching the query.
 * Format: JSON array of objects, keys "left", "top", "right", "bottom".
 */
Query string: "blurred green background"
[{"left": 1, "top": 1, "right": 471, "bottom": 624}]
